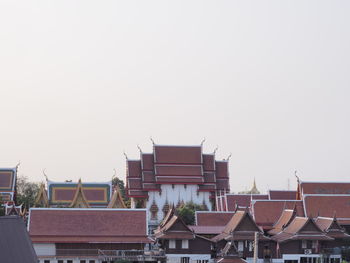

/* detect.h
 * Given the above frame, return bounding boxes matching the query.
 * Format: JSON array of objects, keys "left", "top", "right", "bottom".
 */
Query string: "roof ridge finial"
[
  {"left": 15, "top": 161, "right": 21, "bottom": 169},
  {"left": 42, "top": 169, "right": 49, "bottom": 183},
  {"left": 137, "top": 145, "right": 142, "bottom": 153},
  {"left": 213, "top": 146, "right": 218, "bottom": 155},
  {"left": 200, "top": 138, "right": 206, "bottom": 146},
  {"left": 226, "top": 153, "right": 232, "bottom": 161},
  {"left": 123, "top": 151, "right": 128, "bottom": 160},
  {"left": 150, "top": 137, "right": 155, "bottom": 145},
  {"left": 295, "top": 170, "right": 300, "bottom": 183}
]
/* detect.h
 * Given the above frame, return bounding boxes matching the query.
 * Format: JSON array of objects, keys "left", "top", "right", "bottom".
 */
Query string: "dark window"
[
  {"left": 181, "top": 257, "right": 190, "bottom": 263},
  {"left": 89, "top": 261, "right": 95, "bottom": 263},
  {"left": 58, "top": 261, "right": 63, "bottom": 263},
  {"left": 80, "top": 261, "right": 86, "bottom": 263},
  {"left": 44, "top": 261, "right": 50, "bottom": 263},
  {"left": 67, "top": 261, "right": 73, "bottom": 263}
]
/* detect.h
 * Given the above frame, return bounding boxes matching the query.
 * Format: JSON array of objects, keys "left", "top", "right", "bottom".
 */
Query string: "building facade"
[{"left": 126, "top": 144, "right": 230, "bottom": 224}]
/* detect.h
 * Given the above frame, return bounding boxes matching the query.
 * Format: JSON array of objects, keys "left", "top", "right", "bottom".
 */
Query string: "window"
[
  {"left": 58, "top": 261, "right": 63, "bottom": 263},
  {"left": 302, "top": 240, "right": 307, "bottom": 248},
  {"left": 67, "top": 261, "right": 73, "bottom": 263},
  {"left": 238, "top": 241, "right": 244, "bottom": 252},
  {"left": 312, "top": 241, "right": 318, "bottom": 249},
  {"left": 249, "top": 241, "right": 253, "bottom": 252},
  {"left": 182, "top": 239, "right": 189, "bottom": 249},
  {"left": 181, "top": 257, "right": 190, "bottom": 263},
  {"left": 44, "top": 261, "right": 50, "bottom": 263},
  {"left": 169, "top": 239, "right": 176, "bottom": 249},
  {"left": 89, "top": 261, "right": 95, "bottom": 263},
  {"left": 80, "top": 261, "right": 86, "bottom": 263}
]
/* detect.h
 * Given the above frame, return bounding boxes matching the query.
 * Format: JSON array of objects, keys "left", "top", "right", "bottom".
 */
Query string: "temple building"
[
  {"left": 126, "top": 143, "right": 230, "bottom": 224},
  {"left": 0, "top": 167, "right": 17, "bottom": 203},
  {"left": 34, "top": 179, "right": 126, "bottom": 208}
]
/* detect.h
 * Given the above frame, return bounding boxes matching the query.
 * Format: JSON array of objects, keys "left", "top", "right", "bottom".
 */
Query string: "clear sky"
[{"left": 1, "top": 1, "right": 350, "bottom": 193}]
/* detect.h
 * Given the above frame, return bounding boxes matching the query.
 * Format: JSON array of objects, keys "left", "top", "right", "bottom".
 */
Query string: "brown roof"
[
  {"left": 272, "top": 217, "right": 332, "bottom": 243},
  {"left": 315, "top": 217, "right": 350, "bottom": 239},
  {"left": 217, "top": 257, "right": 248, "bottom": 263},
  {"left": 127, "top": 144, "right": 230, "bottom": 197},
  {"left": 226, "top": 194, "right": 268, "bottom": 211},
  {"left": 154, "top": 145, "right": 202, "bottom": 164},
  {"left": 300, "top": 182, "right": 350, "bottom": 195},
  {"left": 303, "top": 195, "right": 350, "bottom": 222},
  {"left": 268, "top": 208, "right": 296, "bottom": 235},
  {"left": 252, "top": 200, "right": 304, "bottom": 230},
  {"left": 212, "top": 211, "right": 265, "bottom": 242},
  {"left": 190, "top": 225, "right": 225, "bottom": 235},
  {"left": 196, "top": 212, "right": 235, "bottom": 226},
  {"left": 29, "top": 208, "right": 150, "bottom": 243},
  {"left": 269, "top": 190, "right": 297, "bottom": 200}
]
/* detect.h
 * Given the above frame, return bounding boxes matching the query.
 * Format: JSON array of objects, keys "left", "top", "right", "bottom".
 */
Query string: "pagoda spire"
[{"left": 69, "top": 179, "right": 90, "bottom": 208}]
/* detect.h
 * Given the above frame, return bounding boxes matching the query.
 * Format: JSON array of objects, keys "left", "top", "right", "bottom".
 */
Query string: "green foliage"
[
  {"left": 112, "top": 177, "right": 128, "bottom": 202},
  {"left": 16, "top": 176, "right": 40, "bottom": 209},
  {"left": 177, "top": 201, "right": 207, "bottom": 225}
]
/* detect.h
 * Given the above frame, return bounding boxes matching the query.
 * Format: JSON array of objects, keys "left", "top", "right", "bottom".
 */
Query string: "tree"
[
  {"left": 112, "top": 177, "right": 129, "bottom": 203},
  {"left": 177, "top": 202, "right": 208, "bottom": 225},
  {"left": 16, "top": 176, "right": 40, "bottom": 209}
]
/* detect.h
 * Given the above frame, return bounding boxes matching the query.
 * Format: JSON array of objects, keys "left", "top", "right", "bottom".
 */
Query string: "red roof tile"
[
  {"left": 269, "top": 190, "right": 297, "bottom": 200},
  {"left": 155, "top": 165, "right": 203, "bottom": 176},
  {"left": 226, "top": 194, "right": 269, "bottom": 211},
  {"left": 141, "top": 153, "right": 154, "bottom": 171},
  {"left": 300, "top": 182, "right": 350, "bottom": 195},
  {"left": 268, "top": 209, "right": 296, "bottom": 235},
  {"left": 252, "top": 200, "right": 304, "bottom": 229},
  {"left": 303, "top": 195, "right": 350, "bottom": 220},
  {"left": 154, "top": 145, "right": 202, "bottom": 164},
  {"left": 29, "top": 209, "right": 150, "bottom": 243},
  {"left": 189, "top": 225, "right": 225, "bottom": 235},
  {"left": 196, "top": 212, "right": 234, "bottom": 226},
  {"left": 203, "top": 154, "right": 215, "bottom": 171}
]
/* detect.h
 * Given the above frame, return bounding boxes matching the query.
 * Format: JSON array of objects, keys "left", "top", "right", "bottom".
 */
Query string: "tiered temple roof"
[{"left": 126, "top": 144, "right": 230, "bottom": 198}]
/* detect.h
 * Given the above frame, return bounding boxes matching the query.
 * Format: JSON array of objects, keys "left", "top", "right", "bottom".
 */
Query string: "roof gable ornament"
[
  {"left": 69, "top": 179, "right": 90, "bottom": 208},
  {"left": 34, "top": 183, "right": 49, "bottom": 208},
  {"left": 108, "top": 185, "right": 126, "bottom": 208}
]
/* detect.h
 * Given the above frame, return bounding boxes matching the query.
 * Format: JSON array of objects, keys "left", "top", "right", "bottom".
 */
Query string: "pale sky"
[{"left": 1, "top": 1, "right": 350, "bottom": 193}]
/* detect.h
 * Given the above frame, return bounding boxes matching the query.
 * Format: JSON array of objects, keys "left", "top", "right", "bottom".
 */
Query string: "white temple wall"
[{"left": 146, "top": 184, "right": 212, "bottom": 223}]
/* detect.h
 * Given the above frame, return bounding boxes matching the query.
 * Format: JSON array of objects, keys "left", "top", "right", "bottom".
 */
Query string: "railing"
[{"left": 55, "top": 249, "right": 166, "bottom": 261}]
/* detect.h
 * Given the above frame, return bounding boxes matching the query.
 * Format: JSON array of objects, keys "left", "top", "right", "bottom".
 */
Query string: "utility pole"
[{"left": 253, "top": 232, "right": 259, "bottom": 263}]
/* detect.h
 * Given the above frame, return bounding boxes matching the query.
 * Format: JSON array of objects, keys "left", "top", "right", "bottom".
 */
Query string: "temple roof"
[
  {"left": 0, "top": 168, "right": 17, "bottom": 202},
  {"left": 34, "top": 183, "right": 49, "bottom": 208},
  {"left": 212, "top": 210, "right": 268, "bottom": 242},
  {"left": 272, "top": 217, "right": 333, "bottom": 243},
  {"left": 47, "top": 180, "right": 112, "bottom": 207},
  {"left": 303, "top": 195, "right": 350, "bottom": 224},
  {"left": 268, "top": 190, "right": 297, "bottom": 200},
  {"left": 226, "top": 194, "right": 269, "bottom": 211},
  {"left": 29, "top": 208, "right": 151, "bottom": 243},
  {"left": 69, "top": 179, "right": 90, "bottom": 208},
  {"left": 126, "top": 144, "right": 230, "bottom": 198},
  {"left": 195, "top": 211, "right": 235, "bottom": 226},
  {"left": 251, "top": 200, "right": 304, "bottom": 230},
  {"left": 107, "top": 186, "right": 126, "bottom": 208},
  {"left": 298, "top": 181, "right": 350, "bottom": 197},
  {"left": 268, "top": 208, "right": 296, "bottom": 235}
]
